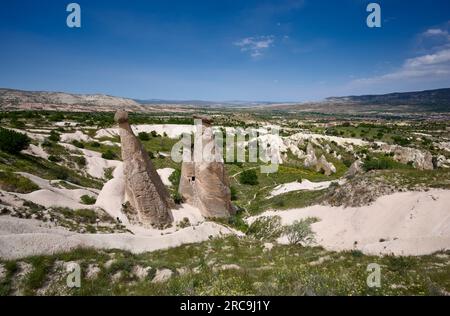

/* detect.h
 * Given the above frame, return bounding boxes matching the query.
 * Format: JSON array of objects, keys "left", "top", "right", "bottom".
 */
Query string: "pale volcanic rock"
[
  {"left": 115, "top": 110, "right": 173, "bottom": 228},
  {"left": 378, "top": 144, "right": 434, "bottom": 170},
  {"left": 316, "top": 155, "right": 336, "bottom": 176},
  {"left": 345, "top": 160, "right": 364, "bottom": 178},
  {"left": 178, "top": 117, "right": 234, "bottom": 218},
  {"left": 303, "top": 143, "right": 318, "bottom": 168}
]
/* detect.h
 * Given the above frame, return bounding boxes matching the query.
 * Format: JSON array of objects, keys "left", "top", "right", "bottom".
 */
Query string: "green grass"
[
  {"left": 0, "top": 171, "right": 39, "bottom": 193},
  {"left": 378, "top": 168, "right": 450, "bottom": 190},
  {"left": 1, "top": 237, "right": 448, "bottom": 296},
  {"left": 23, "top": 257, "right": 54, "bottom": 295},
  {"left": 0, "top": 261, "right": 18, "bottom": 296},
  {"left": 0, "top": 150, "right": 102, "bottom": 189},
  {"left": 80, "top": 195, "right": 97, "bottom": 205}
]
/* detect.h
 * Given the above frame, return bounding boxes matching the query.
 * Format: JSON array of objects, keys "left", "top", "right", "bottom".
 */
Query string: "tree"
[
  {"left": 102, "top": 150, "right": 116, "bottom": 160},
  {"left": 0, "top": 127, "right": 30, "bottom": 154},
  {"left": 138, "top": 132, "right": 150, "bottom": 141},
  {"left": 283, "top": 218, "right": 318, "bottom": 246},
  {"left": 239, "top": 169, "right": 258, "bottom": 185}
]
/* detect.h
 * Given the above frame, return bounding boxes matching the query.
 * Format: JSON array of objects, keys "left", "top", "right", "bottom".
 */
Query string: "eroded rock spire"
[
  {"left": 178, "top": 116, "right": 234, "bottom": 218},
  {"left": 115, "top": 110, "right": 173, "bottom": 228}
]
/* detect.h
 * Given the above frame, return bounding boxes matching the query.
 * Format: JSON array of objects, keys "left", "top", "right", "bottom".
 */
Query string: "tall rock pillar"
[
  {"left": 115, "top": 110, "right": 173, "bottom": 228},
  {"left": 179, "top": 116, "right": 234, "bottom": 218}
]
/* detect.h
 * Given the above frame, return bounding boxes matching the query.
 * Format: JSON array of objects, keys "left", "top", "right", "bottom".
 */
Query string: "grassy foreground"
[{"left": 1, "top": 236, "right": 448, "bottom": 296}]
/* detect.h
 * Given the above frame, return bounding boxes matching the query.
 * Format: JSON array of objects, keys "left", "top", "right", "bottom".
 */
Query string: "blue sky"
[{"left": 1, "top": 0, "right": 450, "bottom": 101}]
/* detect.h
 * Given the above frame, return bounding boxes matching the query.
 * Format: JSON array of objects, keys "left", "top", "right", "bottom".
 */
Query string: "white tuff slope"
[{"left": 249, "top": 189, "right": 450, "bottom": 256}]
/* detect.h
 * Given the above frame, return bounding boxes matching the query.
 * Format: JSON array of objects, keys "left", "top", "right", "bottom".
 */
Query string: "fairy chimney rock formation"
[
  {"left": 115, "top": 110, "right": 173, "bottom": 228},
  {"left": 179, "top": 116, "right": 234, "bottom": 218}
]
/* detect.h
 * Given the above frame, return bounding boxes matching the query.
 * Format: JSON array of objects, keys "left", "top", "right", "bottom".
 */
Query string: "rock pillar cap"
[{"left": 115, "top": 110, "right": 129, "bottom": 123}]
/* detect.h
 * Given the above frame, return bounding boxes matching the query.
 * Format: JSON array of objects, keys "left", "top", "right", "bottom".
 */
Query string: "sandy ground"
[
  {"left": 249, "top": 189, "right": 450, "bottom": 256},
  {"left": 10, "top": 128, "right": 48, "bottom": 142},
  {"left": 94, "top": 163, "right": 127, "bottom": 224},
  {"left": 60, "top": 143, "right": 122, "bottom": 179},
  {"left": 269, "top": 179, "right": 345, "bottom": 198},
  {"left": 21, "top": 144, "right": 49, "bottom": 160},
  {"left": 60, "top": 131, "right": 93, "bottom": 143},
  {"left": 54, "top": 121, "right": 79, "bottom": 127},
  {"left": 0, "top": 165, "right": 244, "bottom": 260},
  {"left": 157, "top": 168, "right": 175, "bottom": 186},
  {"left": 0, "top": 205, "right": 242, "bottom": 260},
  {"left": 11, "top": 172, "right": 99, "bottom": 210},
  {"left": 0, "top": 164, "right": 246, "bottom": 260}
]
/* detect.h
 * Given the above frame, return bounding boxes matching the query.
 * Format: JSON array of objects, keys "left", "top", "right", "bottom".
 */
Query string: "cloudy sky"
[{"left": 1, "top": 0, "right": 449, "bottom": 101}]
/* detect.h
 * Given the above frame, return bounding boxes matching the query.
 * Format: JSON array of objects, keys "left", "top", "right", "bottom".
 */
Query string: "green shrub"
[
  {"left": 0, "top": 127, "right": 30, "bottom": 154},
  {"left": 73, "top": 155, "right": 86, "bottom": 167},
  {"left": 247, "top": 216, "right": 283, "bottom": 241},
  {"left": 283, "top": 218, "right": 318, "bottom": 246},
  {"left": 104, "top": 167, "right": 114, "bottom": 180},
  {"left": 363, "top": 157, "right": 397, "bottom": 171},
  {"left": 151, "top": 131, "right": 159, "bottom": 137},
  {"left": 387, "top": 256, "right": 416, "bottom": 273},
  {"left": 392, "top": 135, "right": 411, "bottom": 146},
  {"left": 74, "top": 209, "right": 98, "bottom": 224},
  {"left": 11, "top": 119, "right": 25, "bottom": 128},
  {"left": 48, "top": 131, "right": 60, "bottom": 142},
  {"left": 101, "top": 150, "right": 116, "bottom": 160},
  {"left": 148, "top": 151, "right": 155, "bottom": 159},
  {"left": 89, "top": 141, "right": 101, "bottom": 148},
  {"left": 24, "top": 257, "right": 53, "bottom": 294},
  {"left": 138, "top": 132, "right": 150, "bottom": 141},
  {"left": 42, "top": 139, "right": 53, "bottom": 147},
  {"left": 0, "top": 171, "right": 39, "bottom": 193},
  {"left": 71, "top": 140, "right": 85, "bottom": 148},
  {"left": 169, "top": 169, "right": 181, "bottom": 187},
  {"left": 80, "top": 195, "right": 97, "bottom": 205},
  {"left": 48, "top": 155, "right": 62, "bottom": 162},
  {"left": 230, "top": 186, "right": 238, "bottom": 201},
  {"left": 177, "top": 217, "right": 191, "bottom": 228},
  {"left": 239, "top": 169, "right": 258, "bottom": 185},
  {"left": 343, "top": 159, "right": 353, "bottom": 168},
  {"left": 172, "top": 191, "right": 183, "bottom": 204}
]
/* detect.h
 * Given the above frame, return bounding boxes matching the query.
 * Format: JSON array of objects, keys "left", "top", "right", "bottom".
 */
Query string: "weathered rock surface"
[
  {"left": 303, "top": 143, "right": 336, "bottom": 176},
  {"left": 345, "top": 160, "right": 364, "bottom": 178},
  {"left": 303, "top": 143, "right": 318, "bottom": 168},
  {"left": 152, "top": 268, "right": 173, "bottom": 283},
  {"left": 179, "top": 116, "right": 234, "bottom": 218},
  {"left": 378, "top": 144, "right": 434, "bottom": 170},
  {"left": 436, "top": 155, "right": 450, "bottom": 168},
  {"left": 325, "top": 172, "right": 397, "bottom": 207},
  {"left": 316, "top": 155, "right": 336, "bottom": 176},
  {"left": 115, "top": 110, "right": 173, "bottom": 228}
]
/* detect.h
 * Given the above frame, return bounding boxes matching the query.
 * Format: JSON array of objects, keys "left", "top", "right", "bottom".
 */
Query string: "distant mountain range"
[
  {"left": 266, "top": 88, "right": 450, "bottom": 113},
  {"left": 0, "top": 88, "right": 148, "bottom": 112},
  {"left": 326, "top": 88, "right": 450, "bottom": 111},
  {"left": 0, "top": 87, "right": 449, "bottom": 113}
]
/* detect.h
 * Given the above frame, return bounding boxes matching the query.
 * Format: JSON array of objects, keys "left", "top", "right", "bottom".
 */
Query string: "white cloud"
[
  {"left": 351, "top": 24, "right": 450, "bottom": 86},
  {"left": 424, "top": 28, "right": 448, "bottom": 36},
  {"left": 234, "top": 35, "right": 275, "bottom": 58}
]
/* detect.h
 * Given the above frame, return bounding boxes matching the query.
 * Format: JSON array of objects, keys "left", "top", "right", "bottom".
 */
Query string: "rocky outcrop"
[
  {"left": 303, "top": 143, "right": 336, "bottom": 176},
  {"left": 378, "top": 144, "right": 433, "bottom": 170},
  {"left": 179, "top": 116, "right": 234, "bottom": 218},
  {"left": 303, "top": 143, "right": 318, "bottom": 168},
  {"left": 436, "top": 155, "right": 450, "bottom": 169},
  {"left": 345, "top": 160, "right": 364, "bottom": 179},
  {"left": 115, "top": 110, "right": 173, "bottom": 228},
  {"left": 316, "top": 155, "right": 336, "bottom": 176},
  {"left": 325, "top": 173, "right": 397, "bottom": 208}
]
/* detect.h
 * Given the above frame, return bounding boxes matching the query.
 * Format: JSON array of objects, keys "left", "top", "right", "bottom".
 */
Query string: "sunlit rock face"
[
  {"left": 179, "top": 116, "right": 234, "bottom": 218},
  {"left": 115, "top": 110, "right": 173, "bottom": 228}
]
